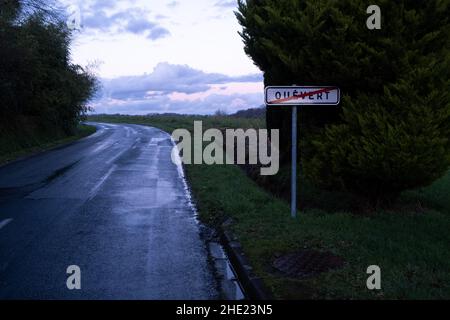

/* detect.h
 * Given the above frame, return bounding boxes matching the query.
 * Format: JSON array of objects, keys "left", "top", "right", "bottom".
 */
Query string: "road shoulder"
[{"left": 0, "top": 124, "right": 97, "bottom": 168}]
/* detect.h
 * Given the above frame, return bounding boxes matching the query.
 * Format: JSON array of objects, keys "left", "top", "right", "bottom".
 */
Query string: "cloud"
[
  {"left": 77, "top": 2, "right": 170, "bottom": 40},
  {"left": 82, "top": 10, "right": 115, "bottom": 31},
  {"left": 92, "top": 63, "right": 264, "bottom": 115},
  {"left": 89, "top": 0, "right": 117, "bottom": 11},
  {"left": 167, "top": 1, "right": 180, "bottom": 8},
  {"left": 124, "top": 18, "right": 156, "bottom": 34},
  {"left": 147, "top": 27, "right": 171, "bottom": 40},
  {"left": 92, "top": 92, "right": 264, "bottom": 115},
  {"left": 100, "top": 62, "right": 262, "bottom": 99},
  {"left": 215, "top": 0, "right": 237, "bottom": 8}
]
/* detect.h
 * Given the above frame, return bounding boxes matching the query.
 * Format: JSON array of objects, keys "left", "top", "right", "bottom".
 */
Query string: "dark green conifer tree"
[{"left": 236, "top": 0, "right": 450, "bottom": 203}]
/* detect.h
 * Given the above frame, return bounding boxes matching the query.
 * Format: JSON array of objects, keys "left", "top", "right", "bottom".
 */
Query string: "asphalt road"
[{"left": 0, "top": 122, "right": 218, "bottom": 300}]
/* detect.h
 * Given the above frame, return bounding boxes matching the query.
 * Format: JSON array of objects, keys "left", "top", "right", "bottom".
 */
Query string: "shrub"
[
  {"left": 237, "top": 0, "right": 450, "bottom": 203},
  {"left": 0, "top": 0, "right": 98, "bottom": 135}
]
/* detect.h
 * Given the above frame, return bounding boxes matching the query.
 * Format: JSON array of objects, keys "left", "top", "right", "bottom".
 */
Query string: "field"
[{"left": 89, "top": 114, "right": 450, "bottom": 299}]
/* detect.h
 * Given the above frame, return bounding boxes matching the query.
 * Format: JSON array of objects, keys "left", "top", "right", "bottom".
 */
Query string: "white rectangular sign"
[{"left": 265, "top": 86, "right": 340, "bottom": 106}]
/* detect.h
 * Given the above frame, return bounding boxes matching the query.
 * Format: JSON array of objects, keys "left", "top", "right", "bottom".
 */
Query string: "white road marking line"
[
  {"left": 132, "top": 137, "right": 142, "bottom": 149},
  {"left": 151, "top": 138, "right": 167, "bottom": 143},
  {"left": 87, "top": 165, "right": 116, "bottom": 201},
  {"left": 148, "top": 137, "right": 167, "bottom": 147},
  {"left": 0, "top": 218, "right": 13, "bottom": 230},
  {"left": 106, "top": 147, "right": 129, "bottom": 165}
]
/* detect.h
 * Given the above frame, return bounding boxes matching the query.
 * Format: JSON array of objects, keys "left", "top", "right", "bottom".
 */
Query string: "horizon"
[{"left": 61, "top": 0, "right": 264, "bottom": 115}]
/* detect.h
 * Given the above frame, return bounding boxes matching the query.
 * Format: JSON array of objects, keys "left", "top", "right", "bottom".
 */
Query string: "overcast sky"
[{"left": 60, "top": 0, "right": 264, "bottom": 115}]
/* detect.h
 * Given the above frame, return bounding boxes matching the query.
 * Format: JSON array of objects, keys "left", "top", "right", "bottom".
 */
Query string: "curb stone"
[{"left": 219, "top": 229, "right": 273, "bottom": 300}]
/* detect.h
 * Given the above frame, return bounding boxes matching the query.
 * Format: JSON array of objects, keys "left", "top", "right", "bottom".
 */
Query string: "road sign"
[
  {"left": 265, "top": 86, "right": 340, "bottom": 106},
  {"left": 264, "top": 85, "right": 341, "bottom": 219}
]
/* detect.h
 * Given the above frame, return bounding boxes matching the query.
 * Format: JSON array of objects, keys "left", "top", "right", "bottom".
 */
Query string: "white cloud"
[
  {"left": 63, "top": 0, "right": 259, "bottom": 78},
  {"left": 92, "top": 63, "right": 264, "bottom": 115},
  {"left": 100, "top": 62, "right": 262, "bottom": 98},
  {"left": 91, "top": 92, "right": 264, "bottom": 115},
  {"left": 59, "top": 0, "right": 263, "bottom": 114}
]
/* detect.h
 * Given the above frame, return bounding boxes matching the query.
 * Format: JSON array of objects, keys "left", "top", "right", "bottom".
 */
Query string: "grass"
[
  {"left": 89, "top": 114, "right": 450, "bottom": 300},
  {"left": 88, "top": 114, "right": 265, "bottom": 132},
  {"left": 0, "top": 123, "right": 97, "bottom": 165}
]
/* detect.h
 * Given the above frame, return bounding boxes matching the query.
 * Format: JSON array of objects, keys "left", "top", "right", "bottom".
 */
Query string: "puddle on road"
[
  {"left": 0, "top": 182, "right": 45, "bottom": 202},
  {"left": 209, "top": 242, "right": 246, "bottom": 300},
  {"left": 170, "top": 135, "right": 246, "bottom": 300},
  {"left": 44, "top": 160, "right": 80, "bottom": 183}
]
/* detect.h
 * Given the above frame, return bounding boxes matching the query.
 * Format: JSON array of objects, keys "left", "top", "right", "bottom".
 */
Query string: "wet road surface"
[{"left": 0, "top": 123, "right": 218, "bottom": 299}]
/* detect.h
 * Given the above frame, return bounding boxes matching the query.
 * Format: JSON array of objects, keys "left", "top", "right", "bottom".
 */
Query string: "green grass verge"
[
  {"left": 88, "top": 114, "right": 265, "bottom": 132},
  {"left": 0, "top": 124, "right": 97, "bottom": 166},
  {"left": 89, "top": 114, "right": 450, "bottom": 300}
]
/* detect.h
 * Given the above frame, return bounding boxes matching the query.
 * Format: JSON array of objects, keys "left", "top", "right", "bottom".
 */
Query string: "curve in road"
[{"left": 0, "top": 122, "right": 218, "bottom": 300}]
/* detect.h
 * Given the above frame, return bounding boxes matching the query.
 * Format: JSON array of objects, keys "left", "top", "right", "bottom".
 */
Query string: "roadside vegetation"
[
  {"left": 0, "top": 1, "right": 98, "bottom": 163},
  {"left": 88, "top": 114, "right": 265, "bottom": 132},
  {"left": 237, "top": 0, "right": 450, "bottom": 206},
  {"left": 0, "top": 124, "right": 96, "bottom": 165},
  {"left": 89, "top": 114, "right": 450, "bottom": 299}
]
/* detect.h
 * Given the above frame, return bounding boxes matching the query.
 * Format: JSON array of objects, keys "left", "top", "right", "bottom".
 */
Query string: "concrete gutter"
[{"left": 219, "top": 229, "right": 273, "bottom": 300}]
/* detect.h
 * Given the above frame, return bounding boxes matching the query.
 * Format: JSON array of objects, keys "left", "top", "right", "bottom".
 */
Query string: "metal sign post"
[
  {"left": 265, "top": 86, "right": 340, "bottom": 218},
  {"left": 291, "top": 105, "right": 298, "bottom": 218}
]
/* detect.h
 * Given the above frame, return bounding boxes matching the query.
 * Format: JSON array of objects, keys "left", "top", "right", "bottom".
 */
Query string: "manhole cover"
[{"left": 273, "top": 250, "right": 344, "bottom": 279}]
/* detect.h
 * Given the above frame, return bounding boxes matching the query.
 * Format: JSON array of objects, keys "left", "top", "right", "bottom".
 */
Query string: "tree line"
[{"left": 0, "top": 0, "right": 97, "bottom": 136}]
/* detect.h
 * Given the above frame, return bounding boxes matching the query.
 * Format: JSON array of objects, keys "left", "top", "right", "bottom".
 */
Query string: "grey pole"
[{"left": 291, "top": 105, "right": 298, "bottom": 218}]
